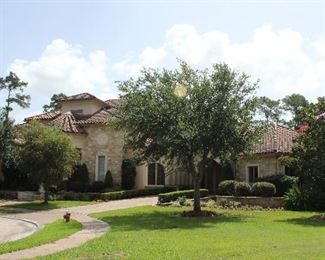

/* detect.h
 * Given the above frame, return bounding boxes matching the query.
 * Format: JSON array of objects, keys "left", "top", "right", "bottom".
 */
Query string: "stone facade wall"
[
  {"left": 235, "top": 155, "right": 285, "bottom": 182},
  {"left": 81, "top": 125, "right": 125, "bottom": 186}
]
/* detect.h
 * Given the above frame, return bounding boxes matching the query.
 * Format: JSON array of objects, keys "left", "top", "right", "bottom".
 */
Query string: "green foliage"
[
  {"left": 90, "top": 181, "right": 105, "bottom": 192},
  {"left": 251, "top": 182, "right": 276, "bottom": 197},
  {"left": 158, "top": 189, "right": 209, "bottom": 203},
  {"left": 218, "top": 180, "right": 251, "bottom": 196},
  {"left": 257, "top": 174, "right": 298, "bottom": 196},
  {"left": 0, "top": 72, "right": 30, "bottom": 172},
  {"left": 115, "top": 61, "right": 262, "bottom": 211},
  {"left": 234, "top": 181, "right": 251, "bottom": 196},
  {"left": 257, "top": 96, "right": 283, "bottom": 123},
  {"left": 104, "top": 170, "right": 113, "bottom": 188},
  {"left": 282, "top": 93, "right": 310, "bottom": 128},
  {"left": 43, "top": 93, "right": 67, "bottom": 112},
  {"left": 217, "top": 180, "right": 236, "bottom": 195},
  {"left": 285, "top": 97, "right": 325, "bottom": 210},
  {"left": 19, "top": 121, "right": 79, "bottom": 202},
  {"left": 284, "top": 185, "right": 309, "bottom": 210},
  {"left": 121, "top": 159, "right": 136, "bottom": 190}
]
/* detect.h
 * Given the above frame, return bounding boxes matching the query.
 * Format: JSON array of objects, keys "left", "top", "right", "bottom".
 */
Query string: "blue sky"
[{"left": 1, "top": 0, "right": 324, "bottom": 122}]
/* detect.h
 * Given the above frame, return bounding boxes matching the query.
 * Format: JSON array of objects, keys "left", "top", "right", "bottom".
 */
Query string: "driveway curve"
[{"left": 0, "top": 217, "right": 39, "bottom": 243}]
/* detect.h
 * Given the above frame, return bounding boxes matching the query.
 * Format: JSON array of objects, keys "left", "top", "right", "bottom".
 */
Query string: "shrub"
[
  {"left": 235, "top": 181, "right": 251, "bottom": 196},
  {"left": 284, "top": 185, "right": 309, "bottom": 210},
  {"left": 69, "top": 164, "right": 89, "bottom": 184},
  {"left": 252, "top": 182, "right": 276, "bottom": 197},
  {"left": 104, "top": 170, "right": 113, "bottom": 188},
  {"left": 158, "top": 189, "right": 209, "bottom": 203},
  {"left": 257, "top": 174, "right": 298, "bottom": 196},
  {"left": 90, "top": 181, "right": 105, "bottom": 192},
  {"left": 121, "top": 159, "right": 136, "bottom": 190},
  {"left": 66, "top": 181, "right": 90, "bottom": 192},
  {"left": 218, "top": 180, "right": 236, "bottom": 195}
]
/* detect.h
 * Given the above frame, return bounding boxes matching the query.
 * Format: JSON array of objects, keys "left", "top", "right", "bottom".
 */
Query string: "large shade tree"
[
  {"left": 0, "top": 72, "right": 30, "bottom": 181},
  {"left": 115, "top": 62, "right": 262, "bottom": 212},
  {"left": 19, "top": 122, "right": 79, "bottom": 203}
]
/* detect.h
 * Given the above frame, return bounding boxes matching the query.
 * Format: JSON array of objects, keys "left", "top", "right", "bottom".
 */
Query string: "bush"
[
  {"left": 235, "top": 181, "right": 251, "bottom": 196},
  {"left": 104, "top": 170, "right": 113, "bottom": 188},
  {"left": 218, "top": 180, "right": 236, "bottom": 195},
  {"left": 284, "top": 185, "right": 309, "bottom": 210},
  {"left": 251, "top": 182, "right": 276, "bottom": 197},
  {"left": 121, "top": 159, "right": 136, "bottom": 190},
  {"left": 66, "top": 181, "right": 90, "bottom": 192},
  {"left": 158, "top": 189, "right": 209, "bottom": 203},
  {"left": 66, "top": 164, "right": 90, "bottom": 192},
  {"left": 90, "top": 181, "right": 105, "bottom": 192},
  {"left": 257, "top": 174, "right": 298, "bottom": 196}
]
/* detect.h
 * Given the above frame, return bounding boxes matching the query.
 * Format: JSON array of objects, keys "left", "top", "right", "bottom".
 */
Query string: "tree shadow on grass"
[
  {"left": 98, "top": 208, "right": 245, "bottom": 231},
  {"left": 277, "top": 215, "right": 325, "bottom": 227}
]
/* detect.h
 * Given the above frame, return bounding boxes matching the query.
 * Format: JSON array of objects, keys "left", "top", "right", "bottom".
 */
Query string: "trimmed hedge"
[
  {"left": 218, "top": 180, "right": 251, "bottom": 196},
  {"left": 235, "top": 181, "right": 251, "bottom": 196},
  {"left": 60, "top": 186, "right": 177, "bottom": 201},
  {"left": 218, "top": 180, "right": 236, "bottom": 195},
  {"left": 158, "top": 189, "right": 209, "bottom": 203},
  {"left": 252, "top": 182, "right": 276, "bottom": 197},
  {"left": 257, "top": 174, "right": 298, "bottom": 196}
]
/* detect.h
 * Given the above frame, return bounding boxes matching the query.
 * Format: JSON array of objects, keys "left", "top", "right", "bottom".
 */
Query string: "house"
[{"left": 25, "top": 93, "right": 299, "bottom": 193}]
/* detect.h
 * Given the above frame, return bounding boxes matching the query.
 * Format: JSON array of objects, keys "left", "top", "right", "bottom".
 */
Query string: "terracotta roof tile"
[
  {"left": 105, "top": 99, "right": 120, "bottom": 108},
  {"left": 76, "top": 108, "right": 116, "bottom": 125},
  {"left": 49, "top": 111, "right": 86, "bottom": 134},
  {"left": 254, "top": 124, "right": 298, "bottom": 154},
  {"left": 25, "top": 110, "right": 61, "bottom": 121}
]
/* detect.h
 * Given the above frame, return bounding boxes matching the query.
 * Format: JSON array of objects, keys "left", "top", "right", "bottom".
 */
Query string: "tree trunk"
[
  {"left": 193, "top": 174, "right": 201, "bottom": 212},
  {"left": 44, "top": 188, "right": 49, "bottom": 204}
]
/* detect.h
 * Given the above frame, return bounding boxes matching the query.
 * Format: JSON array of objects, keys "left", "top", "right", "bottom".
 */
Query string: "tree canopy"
[
  {"left": 43, "top": 93, "right": 67, "bottom": 112},
  {"left": 115, "top": 62, "right": 262, "bottom": 212},
  {"left": 19, "top": 121, "right": 79, "bottom": 203}
]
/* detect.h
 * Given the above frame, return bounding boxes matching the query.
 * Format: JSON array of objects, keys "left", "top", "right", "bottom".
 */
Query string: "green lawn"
[
  {"left": 40, "top": 206, "right": 325, "bottom": 260},
  {"left": 1, "top": 200, "right": 94, "bottom": 211},
  {"left": 0, "top": 219, "right": 81, "bottom": 255}
]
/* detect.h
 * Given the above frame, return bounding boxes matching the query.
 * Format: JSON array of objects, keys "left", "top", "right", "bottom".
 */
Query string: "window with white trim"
[
  {"left": 248, "top": 166, "right": 258, "bottom": 183},
  {"left": 148, "top": 163, "right": 165, "bottom": 185}
]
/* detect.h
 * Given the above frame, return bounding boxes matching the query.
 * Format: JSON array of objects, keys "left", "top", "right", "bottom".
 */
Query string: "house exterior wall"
[
  {"left": 80, "top": 125, "right": 125, "bottom": 185},
  {"left": 235, "top": 155, "right": 285, "bottom": 182},
  {"left": 61, "top": 100, "right": 103, "bottom": 115}
]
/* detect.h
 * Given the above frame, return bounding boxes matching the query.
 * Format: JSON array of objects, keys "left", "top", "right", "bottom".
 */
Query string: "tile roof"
[
  {"left": 254, "top": 124, "right": 298, "bottom": 154},
  {"left": 105, "top": 99, "right": 120, "bottom": 108},
  {"left": 76, "top": 108, "right": 116, "bottom": 125},
  {"left": 25, "top": 110, "right": 61, "bottom": 121},
  {"left": 58, "top": 93, "right": 109, "bottom": 107},
  {"left": 49, "top": 111, "right": 86, "bottom": 134}
]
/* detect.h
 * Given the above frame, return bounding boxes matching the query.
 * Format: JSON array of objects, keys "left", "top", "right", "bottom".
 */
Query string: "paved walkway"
[{"left": 0, "top": 196, "right": 157, "bottom": 260}]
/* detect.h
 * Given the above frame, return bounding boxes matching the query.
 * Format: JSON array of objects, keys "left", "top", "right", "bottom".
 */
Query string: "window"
[
  {"left": 71, "top": 109, "right": 83, "bottom": 114},
  {"left": 148, "top": 163, "right": 165, "bottom": 185},
  {"left": 248, "top": 166, "right": 258, "bottom": 183},
  {"left": 97, "top": 155, "right": 106, "bottom": 182}
]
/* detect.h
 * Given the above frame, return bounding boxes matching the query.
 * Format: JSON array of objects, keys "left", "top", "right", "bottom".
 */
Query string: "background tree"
[
  {"left": 115, "top": 62, "right": 262, "bottom": 213},
  {"left": 282, "top": 93, "right": 309, "bottom": 128},
  {"left": 0, "top": 72, "right": 30, "bottom": 180},
  {"left": 283, "top": 97, "right": 325, "bottom": 210},
  {"left": 19, "top": 121, "right": 79, "bottom": 203},
  {"left": 257, "top": 96, "right": 283, "bottom": 123},
  {"left": 43, "top": 93, "right": 67, "bottom": 112}
]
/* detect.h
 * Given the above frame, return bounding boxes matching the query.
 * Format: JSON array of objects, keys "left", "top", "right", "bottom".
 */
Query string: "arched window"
[{"left": 148, "top": 163, "right": 165, "bottom": 185}]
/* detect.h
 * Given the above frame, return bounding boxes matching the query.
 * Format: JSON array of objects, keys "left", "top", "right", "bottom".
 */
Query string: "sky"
[{"left": 0, "top": 0, "right": 324, "bottom": 122}]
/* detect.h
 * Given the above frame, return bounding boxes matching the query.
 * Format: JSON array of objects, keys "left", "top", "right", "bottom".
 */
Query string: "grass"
[
  {"left": 0, "top": 219, "right": 81, "bottom": 255},
  {"left": 1, "top": 200, "right": 94, "bottom": 211},
  {"left": 40, "top": 206, "right": 325, "bottom": 260}
]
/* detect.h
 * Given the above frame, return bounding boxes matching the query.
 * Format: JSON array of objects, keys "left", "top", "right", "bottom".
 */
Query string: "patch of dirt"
[
  {"left": 309, "top": 214, "right": 325, "bottom": 221},
  {"left": 181, "top": 210, "right": 217, "bottom": 218}
]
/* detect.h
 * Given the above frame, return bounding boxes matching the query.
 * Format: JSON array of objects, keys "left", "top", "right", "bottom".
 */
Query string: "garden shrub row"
[
  {"left": 158, "top": 189, "right": 209, "bottom": 203},
  {"left": 60, "top": 186, "right": 177, "bottom": 201},
  {"left": 257, "top": 174, "right": 298, "bottom": 196},
  {"left": 218, "top": 180, "right": 276, "bottom": 197}
]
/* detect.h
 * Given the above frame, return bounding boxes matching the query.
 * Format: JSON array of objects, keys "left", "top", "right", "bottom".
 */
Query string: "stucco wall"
[
  {"left": 235, "top": 155, "right": 285, "bottom": 182},
  {"left": 61, "top": 100, "right": 103, "bottom": 115}
]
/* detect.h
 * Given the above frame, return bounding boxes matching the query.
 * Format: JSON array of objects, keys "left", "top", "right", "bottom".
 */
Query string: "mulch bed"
[{"left": 181, "top": 210, "right": 217, "bottom": 218}]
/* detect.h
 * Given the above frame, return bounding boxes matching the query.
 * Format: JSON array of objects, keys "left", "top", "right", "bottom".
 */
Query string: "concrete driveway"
[{"left": 0, "top": 217, "right": 39, "bottom": 243}]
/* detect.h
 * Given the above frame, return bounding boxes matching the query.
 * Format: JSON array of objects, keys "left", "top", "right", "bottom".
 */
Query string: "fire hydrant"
[{"left": 63, "top": 211, "right": 71, "bottom": 222}]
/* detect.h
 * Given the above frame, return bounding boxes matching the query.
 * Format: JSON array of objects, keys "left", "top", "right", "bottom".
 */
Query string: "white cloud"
[
  {"left": 113, "top": 24, "right": 325, "bottom": 101},
  {"left": 8, "top": 39, "right": 110, "bottom": 122}
]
